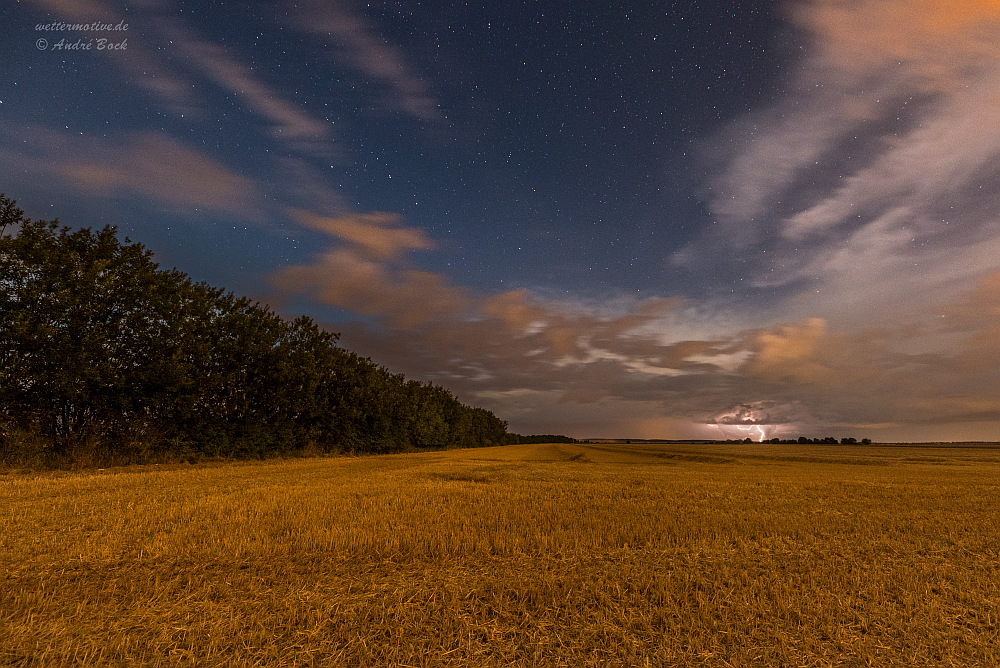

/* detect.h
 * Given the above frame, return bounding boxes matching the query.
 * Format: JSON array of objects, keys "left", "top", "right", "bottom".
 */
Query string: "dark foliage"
[
  {"left": 757, "top": 437, "right": 872, "bottom": 445},
  {"left": 0, "top": 195, "right": 507, "bottom": 467},
  {"left": 504, "top": 434, "right": 577, "bottom": 445}
]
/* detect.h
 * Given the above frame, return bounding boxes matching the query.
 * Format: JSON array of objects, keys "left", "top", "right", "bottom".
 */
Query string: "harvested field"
[{"left": 3, "top": 442, "right": 999, "bottom": 666}]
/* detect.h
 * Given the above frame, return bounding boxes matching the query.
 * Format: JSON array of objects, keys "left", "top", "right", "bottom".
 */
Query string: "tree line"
[
  {"left": 503, "top": 434, "right": 578, "bottom": 445},
  {"left": 725, "top": 437, "right": 874, "bottom": 445},
  {"left": 0, "top": 195, "right": 509, "bottom": 467}
]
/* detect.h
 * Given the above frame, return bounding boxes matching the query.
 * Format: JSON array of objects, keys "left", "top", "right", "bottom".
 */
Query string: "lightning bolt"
[{"left": 734, "top": 424, "right": 768, "bottom": 442}]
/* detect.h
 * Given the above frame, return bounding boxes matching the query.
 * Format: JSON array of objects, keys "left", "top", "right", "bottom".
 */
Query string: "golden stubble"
[{"left": 2, "top": 442, "right": 999, "bottom": 666}]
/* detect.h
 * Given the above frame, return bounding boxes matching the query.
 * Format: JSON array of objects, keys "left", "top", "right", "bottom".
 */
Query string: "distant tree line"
[
  {"left": 726, "top": 437, "right": 873, "bottom": 445},
  {"left": 503, "top": 434, "right": 578, "bottom": 445},
  {"left": 0, "top": 195, "right": 508, "bottom": 467}
]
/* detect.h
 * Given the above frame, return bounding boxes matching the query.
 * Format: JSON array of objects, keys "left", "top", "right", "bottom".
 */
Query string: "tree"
[
  {"left": 1, "top": 213, "right": 191, "bottom": 450},
  {"left": 1, "top": 195, "right": 510, "bottom": 464},
  {"left": 0, "top": 194, "right": 24, "bottom": 237}
]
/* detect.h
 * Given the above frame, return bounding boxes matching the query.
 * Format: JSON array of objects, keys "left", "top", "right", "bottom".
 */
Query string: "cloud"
[
  {"left": 27, "top": 0, "right": 117, "bottom": 14},
  {"left": 271, "top": 210, "right": 470, "bottom": 328},
  {"left": 272, "top": 210, "right": 726, "bottom": 384},
  {"left": 24, "top": 0, "right": 201, "bottom": 114},
  {"left": 25, "top": 0, "right": 336, "bottom": 153},
  {"left": 650, "top": 0, "right": 1000, "bottom": 440},
  {"left": 676, "top": 0, "right": 1000, "bottom": 329},
  {"left": 286, "top": 0, "right": 441, "bottom": 121},
  {"left": 154, "top": 18, "right": 335, "bottom": 154},
  {"left": 272, "top": 247, "right": 474, "bottom": 328},
  {"left": 273, "top": 158, "right": 350, "bottom": 214},
  {"left": 14, "top": 0, "right": 357, "bottom": 226},
  {"left": 707, "top": 401, "right": 804, "bottom": 443},
  {"left": 271, "top": 205, "right": 1000, "bottom": 439},
  {"left": 940, "top": 270, "right": 1000, "bottom": 371},
  {"left": 707, "top": 400, "right": 801, "bottom": 426},
  {"left": 288, "top": 209, "right": 434, "bottom": 260},
  {"left": 272, "top": 209, "right": 824, "bottom": 437},
  {"left": 0, "top": 125, "right": 261, "bottom": 219},
  {"left": 795, "top": 0, "right": 1000, "bottom": 79},
  {"left": 742, "top": 318, "right": 838, "bottom": 385}
]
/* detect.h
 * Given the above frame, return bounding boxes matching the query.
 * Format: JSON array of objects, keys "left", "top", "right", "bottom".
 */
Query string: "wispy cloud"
[
  {"left": 289, "top": 210, "right": 434, "bottom": 260},
  {"left": 24, "top": 0, "right": 201, "bottom": 113},
  {"left": 678, "top": 0, "right": 1000, "bottom": 328},
  {"left": 270, "top": 193, "right": 1000, "bottom": 440},
  {"left": 158, "top": 18, "right": 335, "bottom": 153},
  {"left": 0, "top": 125, "right": 262, "bottom": 218},
  {"left": 270, "top": 209, "right": 785, "bottom": 436},
  {"left": 286, "top": 0, "right": 441, "bottom": 121},
  {"left": 271, "top": 208, "right": 724, "bottom": 380},
  {"left": 27, "top": 0, "right": 117, "bottom": 14},
  {"left": 653, "top": 0, "right": 1000, "bottom": 439},
  {"left": 26, "top": 0, "right": 337, "bottom": 154}
]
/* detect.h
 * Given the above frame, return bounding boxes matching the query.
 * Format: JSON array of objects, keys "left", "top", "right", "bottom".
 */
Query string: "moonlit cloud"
[
  {"left": 27, "top": 0, "right": 336, "bottom": 154},
  {"left": 614, "top": 0, "right": 1000, "bottom": 441},
  {"left": 286, "top": 0, "right": 441, "bottom": 121},
  {"left": 271, "top": 200, "right": 1000, "bottom": 439},
  {"left": 270, "top": 213, "right": 730, "bottom": 391},
  {"left": 289, "top": 210, "right": 434, "bottom": 260},
  {"left": 678, "top": 0, "right": 1000, "bottom": 330},
  {"left": 25, "top": 0, "right": 114, "bottom": 17},
  {"left": 0, "top": 126, "right": 261, "bottom": 218},
  {"left": 269, "top": 209, "right": 789, "bottom": 437},
  {"left": 159, "top": 19, "right": 334, "bottom": 152},
  {"left": 24, "top": 0, "right": 202, "bottom": 114},
  {"left": 272, "top": 248, "right": 476, "bottom": 329}
]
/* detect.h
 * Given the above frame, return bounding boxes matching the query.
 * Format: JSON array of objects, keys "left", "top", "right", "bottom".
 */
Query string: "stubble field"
[{"left": 2, "top": 441, "right": 999, "bottom": 666}]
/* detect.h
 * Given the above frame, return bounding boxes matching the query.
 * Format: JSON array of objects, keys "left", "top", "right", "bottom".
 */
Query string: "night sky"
[{"left": 5, "top": 0, "right": 1000, "bottom": 442}]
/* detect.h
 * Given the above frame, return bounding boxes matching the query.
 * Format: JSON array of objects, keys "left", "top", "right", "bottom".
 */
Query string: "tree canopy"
[{"left": 0, "top": 195, "right": 508, "bottom": 466}]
